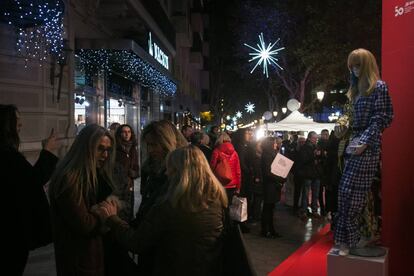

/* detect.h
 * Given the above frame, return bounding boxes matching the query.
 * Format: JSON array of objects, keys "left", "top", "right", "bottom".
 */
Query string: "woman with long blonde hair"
[
  {"left": 166, "top": 145, "right": 228, "bottom": 212},
  {"left": 49, "top": 124, "right": 116, "bottom": 276},
  {"left": 137, "top": 120, "right": 188, "bottom": 222},
  {"left": 97, "top": 146, "right": 228, "bottom": 275},
  {"left": 334, "top": 48, "right": 393, "bottom": 256}
]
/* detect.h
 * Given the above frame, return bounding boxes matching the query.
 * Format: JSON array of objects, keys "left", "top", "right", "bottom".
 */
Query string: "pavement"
[
  {"left": 242, "top": 205, "right": 328, "bottom": 276},
  {"left": 24, "top": 179, "right": 328, "bottom": 276}
]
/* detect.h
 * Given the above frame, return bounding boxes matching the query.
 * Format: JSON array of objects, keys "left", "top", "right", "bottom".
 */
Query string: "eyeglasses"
[{"left": 97, "top": 145, "right": 112, "bottom": 154}]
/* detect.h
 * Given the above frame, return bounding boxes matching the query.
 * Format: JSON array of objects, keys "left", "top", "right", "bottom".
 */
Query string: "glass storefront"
[
  {"left": 74, "top": 94, "right": 98, "bottom": 134},
  {"left": 106, "top": 98, "right": 139, "bottom": 135}
]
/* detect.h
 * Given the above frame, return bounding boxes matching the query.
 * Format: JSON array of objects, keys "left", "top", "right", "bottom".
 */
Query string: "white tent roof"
[{"left": 266, "top": 110, "right": 335, "bottom": 133}]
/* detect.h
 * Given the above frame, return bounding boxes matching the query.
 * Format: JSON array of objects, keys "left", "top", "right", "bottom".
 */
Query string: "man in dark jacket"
[
  {"left": 191, "top": 131, "right": 213, "bottom": 162},
  {"left": 297, "top": 131, "right": 322, "bottom": 219},
  {"left": 317, "top": 129, "right": 330, "bottom": 216},
  {"left": 232, "top": 128, "right": 254, "bottom": 232}
]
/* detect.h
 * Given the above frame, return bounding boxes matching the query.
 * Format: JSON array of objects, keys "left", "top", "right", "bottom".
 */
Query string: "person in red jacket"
[{"left": 210, "top": 133, "right": 241, "bottom": 205}]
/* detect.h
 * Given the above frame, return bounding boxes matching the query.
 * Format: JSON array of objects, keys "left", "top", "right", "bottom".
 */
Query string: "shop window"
[{"left": 74, "top": 94, "right": 96, "bottom": 134}]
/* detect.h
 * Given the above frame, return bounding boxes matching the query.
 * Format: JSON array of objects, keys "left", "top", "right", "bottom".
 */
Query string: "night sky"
[{"left": 208, "top": 0, "right": 381, "bottom": 122}]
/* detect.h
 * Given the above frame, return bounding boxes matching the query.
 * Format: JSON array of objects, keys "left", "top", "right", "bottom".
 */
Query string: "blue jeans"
[{"left": 301, "top": 178, "right": 320, "bottom": 213}]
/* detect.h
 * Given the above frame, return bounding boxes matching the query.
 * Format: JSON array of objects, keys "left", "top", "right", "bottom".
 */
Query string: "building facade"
[{"left": 0, "top": 0, "right": 210, "bottom": 161}]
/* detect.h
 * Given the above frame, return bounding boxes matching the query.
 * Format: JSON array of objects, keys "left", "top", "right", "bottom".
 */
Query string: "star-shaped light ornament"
[
  {"left": 236, "top": 111, "right": 242, "bottom": 118},
  {"left": 244, "top": 33, "right": 285, "bottom": 78},
  {"left": 245, "top": 102, "right": 255, "bottom": 114}
]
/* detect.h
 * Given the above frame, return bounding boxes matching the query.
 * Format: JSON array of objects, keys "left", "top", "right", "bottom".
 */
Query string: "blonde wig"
[
  {"left": 49, "top": 124, "right": 115, "bottom": 204},
  {"left": 347, "top": 48, "right": 380, "bottom": 101},
  {"left": 166, "top": 145, "right": 228, "bottom": 212}
]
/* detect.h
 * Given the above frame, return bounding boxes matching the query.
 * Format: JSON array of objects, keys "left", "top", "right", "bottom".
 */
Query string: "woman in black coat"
[
  {"left": 260, "top": 137, "right": 284, "bottom": 238},
  {"left": 0, "top": 104, "right": 58, "bottom": 275},
  {"left": 131, "top": 120, "right": 188, "bottom": 274}
]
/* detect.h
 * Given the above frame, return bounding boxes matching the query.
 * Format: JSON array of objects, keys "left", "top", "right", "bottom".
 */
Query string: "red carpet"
[{"left": 269, "top": 224, "right": 333, "bottom": 276}]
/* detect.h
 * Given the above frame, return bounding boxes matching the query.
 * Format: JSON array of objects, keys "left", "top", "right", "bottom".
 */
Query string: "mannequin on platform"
[{"left": 334, "top": 48, "right": 393, "bottom": 256}]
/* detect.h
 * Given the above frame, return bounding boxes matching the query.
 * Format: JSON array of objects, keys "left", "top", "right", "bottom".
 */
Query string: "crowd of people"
[{"left": 1, "top": 48, "right": 392, "bottom": 275}]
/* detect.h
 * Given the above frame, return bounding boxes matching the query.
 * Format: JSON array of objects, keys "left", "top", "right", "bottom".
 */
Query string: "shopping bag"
[
  {"left": 271, "top": 153, "right": 294, "bottom": 178},
  {"left": 229, "top": 196, "right": 248, "bottom": 222}
]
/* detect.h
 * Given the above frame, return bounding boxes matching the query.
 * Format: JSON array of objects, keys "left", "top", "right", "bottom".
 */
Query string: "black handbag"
[{"left": 221, "top": 210, "right": 256, "bottom": 276}]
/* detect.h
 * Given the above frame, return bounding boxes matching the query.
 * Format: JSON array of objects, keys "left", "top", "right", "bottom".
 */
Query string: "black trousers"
[
  {"left": 261, "top": 203, "right": 275, "bottom": 234},
  {"left": 226, "top": 187, "right": 237, "bottom": 203},
  {"left": 248, "top": 192, "right": 263, "bottom": 221},
  {"left": 9, "top": 248, "right": 28, "bottom": 276},
  {"left": 293, "top": 173, "right": 303, "bottom": 209}
]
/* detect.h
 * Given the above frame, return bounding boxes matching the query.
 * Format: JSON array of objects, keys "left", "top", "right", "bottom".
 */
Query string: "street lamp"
[
  {"left": 273, "top": 111, "right": 278, "bottom": 117},
  {"left": 316, "top": 91, "right": 325, "bottom": 102},
  {"left": 282, "top": 107, "right": 287, "bottom": 114}
]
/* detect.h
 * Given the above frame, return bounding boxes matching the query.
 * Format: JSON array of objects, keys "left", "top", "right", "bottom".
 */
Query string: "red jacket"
[{"left": 210, "top": 142, "right": 241, "bottom": 190}]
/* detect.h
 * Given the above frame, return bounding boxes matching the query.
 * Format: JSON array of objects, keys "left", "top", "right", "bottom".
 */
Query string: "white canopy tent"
[{"left": 266, "top": 110, "right": 335, "bottom": 133}]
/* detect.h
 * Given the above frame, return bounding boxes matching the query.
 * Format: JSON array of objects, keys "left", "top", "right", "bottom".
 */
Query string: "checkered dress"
[{"left": 334, "top": 80, "right": 393, "bottom": 247}]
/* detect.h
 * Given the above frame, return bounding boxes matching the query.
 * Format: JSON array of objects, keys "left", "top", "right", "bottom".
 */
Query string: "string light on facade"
[
  {"left": 245, "top": 102, "right": 255, "bottom": 114},
  {"left": 244, "top": 32, "right": 285, "bottom": 78},
  {"left": 77, "top": 49, "right": 177, "bottom": 96},
  {"left": 1, "top": 1, "right": 65, "bottom": 66}
]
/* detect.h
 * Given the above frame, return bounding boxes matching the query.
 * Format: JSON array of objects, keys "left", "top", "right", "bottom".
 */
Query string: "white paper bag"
[
  {"left": 271, "top": 153, "right": 294, "bottom": 178},
  {"left": 229, "top": 196, "right": 248, "bottom": 222}
]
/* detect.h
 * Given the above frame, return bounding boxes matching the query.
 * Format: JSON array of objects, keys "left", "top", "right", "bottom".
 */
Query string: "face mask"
[
  {"left": 350, "top": 70, "right": 358, "bottom": 87},
  {"left": 352, "top": 67, "right": 360, "bottom": 78}
]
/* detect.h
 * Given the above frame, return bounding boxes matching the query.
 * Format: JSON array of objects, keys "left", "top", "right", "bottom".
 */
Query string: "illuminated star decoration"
[
  {"left": 245, "top": 102, "right": 255, "bottom": 114},
  {"left": 236, "top": 111, "right": 242, "bottom": 118},
  {"left": 244, "top": 33, "right": 285, "bottom": 78}
]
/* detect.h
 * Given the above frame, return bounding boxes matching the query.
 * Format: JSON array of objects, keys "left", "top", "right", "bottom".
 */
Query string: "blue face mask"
[
  {"left": 350, "top": 70, "right": 358, "bottom": 87},
  {"left": 352, "top": 67, "right": 361, "bottom": 77}
]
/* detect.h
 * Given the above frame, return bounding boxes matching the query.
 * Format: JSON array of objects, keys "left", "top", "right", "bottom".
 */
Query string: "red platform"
[{"left": 269, "top": 224, "right": 333, "bottom": 276}]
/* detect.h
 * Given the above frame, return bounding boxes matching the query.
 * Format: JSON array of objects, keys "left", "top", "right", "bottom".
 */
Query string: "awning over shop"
[{"left": 76, "top": 39, "right": 177, "bottom": 96}]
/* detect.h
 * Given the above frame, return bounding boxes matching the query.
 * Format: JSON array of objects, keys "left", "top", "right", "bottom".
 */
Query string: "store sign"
[
  {"left": 394, "top": 1, "right": 414, "bottom": 17},
  {"left": 148, "top": 32, "right": 169, "bottom": 70}
]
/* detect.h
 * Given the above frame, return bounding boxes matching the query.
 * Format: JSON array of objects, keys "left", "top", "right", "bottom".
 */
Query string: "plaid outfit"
[{"left": 334, "top": 80, "right": 393, "bottom": 247}]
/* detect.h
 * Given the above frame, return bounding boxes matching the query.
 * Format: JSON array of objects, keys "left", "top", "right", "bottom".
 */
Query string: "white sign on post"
[{"left": 271, "top": 153, "right": 294, "bottom": 178}]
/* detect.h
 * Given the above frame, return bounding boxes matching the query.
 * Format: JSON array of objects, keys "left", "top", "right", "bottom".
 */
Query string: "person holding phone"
[
  {"left": 0, "top": 104, "right": 59, "bottom": 275},
  {"left": 334, "top": 49, "right": 393, "bottom": 256}
]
